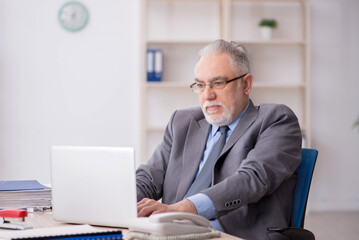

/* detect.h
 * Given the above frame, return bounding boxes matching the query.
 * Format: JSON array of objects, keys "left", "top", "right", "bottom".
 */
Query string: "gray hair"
[{"left": 196, "top": 39, "right": 250, "bottom": 76}]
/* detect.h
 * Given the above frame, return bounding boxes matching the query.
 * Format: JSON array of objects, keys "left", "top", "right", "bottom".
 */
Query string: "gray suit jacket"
[{"left": 136, "top": 100, "right": 302, "bottom": 240}]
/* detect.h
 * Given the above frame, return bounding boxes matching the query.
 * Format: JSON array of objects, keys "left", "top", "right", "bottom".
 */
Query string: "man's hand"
[{"left": 137, "top": 198, "right": 198, "bottom": 217}]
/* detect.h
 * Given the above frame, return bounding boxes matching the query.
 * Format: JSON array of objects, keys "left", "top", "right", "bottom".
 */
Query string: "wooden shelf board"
[
  {"left": 252, "top": 82, "right": 305, "bottom": 88},
  {"left": 232, "top": 0, "right": 307, "bottom": 3},
  {"left": 236, "top": 40, "right": 306, "bottom": 45},
  {"left": 146, "top": 82, "right": 305, "bottom": 88},
  {"left": 146, "top": 82, "right": 192, "bottom": 88},
  {"left": 147, "top": 40, "right": 215, "bottom": 45},
  {"left": 147, "top": 39, "right": 306, "bottom": 46}
]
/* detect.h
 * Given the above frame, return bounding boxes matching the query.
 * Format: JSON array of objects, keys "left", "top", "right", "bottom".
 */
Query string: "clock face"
[{"left": 58, "top": 1, "right": 89, "bottom": 32}]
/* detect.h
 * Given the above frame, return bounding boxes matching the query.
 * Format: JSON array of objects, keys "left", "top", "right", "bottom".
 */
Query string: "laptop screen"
[{"left": 51, "top": 146, "right": 137, "bottom": 228}]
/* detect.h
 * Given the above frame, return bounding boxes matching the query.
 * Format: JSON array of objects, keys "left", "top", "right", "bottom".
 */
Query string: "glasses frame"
[{"left": 190, "top": 73, "right": 248, "bottom": 93}]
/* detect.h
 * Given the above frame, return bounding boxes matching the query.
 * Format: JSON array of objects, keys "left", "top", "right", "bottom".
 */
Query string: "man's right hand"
[{"left": 137, "top": 198, "right": 198, "bottom": 217}]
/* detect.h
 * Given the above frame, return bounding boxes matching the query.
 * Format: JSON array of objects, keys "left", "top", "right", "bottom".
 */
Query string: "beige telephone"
[{"left": 128, "top": 212, "right": 212, "bottom": 236}]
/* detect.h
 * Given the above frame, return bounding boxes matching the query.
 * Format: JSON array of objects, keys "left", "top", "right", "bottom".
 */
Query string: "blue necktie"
[{"left": 185, "top": 126, "right": 228, "bottom": 198}]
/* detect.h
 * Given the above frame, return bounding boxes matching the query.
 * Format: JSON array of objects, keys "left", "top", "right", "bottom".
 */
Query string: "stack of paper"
[{"left": 0, "top": 180, "right": 51, "bottom": 209}]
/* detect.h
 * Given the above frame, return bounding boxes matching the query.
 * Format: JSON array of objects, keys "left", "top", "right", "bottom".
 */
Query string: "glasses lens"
[
  {"left": 190, "top": 83, "right": 198, "bottom": 93},
  {"left": 196, "top": 83, "right": 207, "bottom": 91},
  {"left": 212, "top": 81, "right": 226, "bottom": 90}
]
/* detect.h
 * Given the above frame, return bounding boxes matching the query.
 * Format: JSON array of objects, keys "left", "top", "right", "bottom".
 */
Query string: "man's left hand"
[{"left": 137, "top": 198, "right": 198, "bottom": 217}]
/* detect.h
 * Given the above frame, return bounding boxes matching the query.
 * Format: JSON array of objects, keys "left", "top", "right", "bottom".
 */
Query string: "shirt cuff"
[
  {"left": 186, "top": 193, "right": 217, "bottom": 220},
  {"left": 210, "top": 219, "right": 224, "bottom": 232}
]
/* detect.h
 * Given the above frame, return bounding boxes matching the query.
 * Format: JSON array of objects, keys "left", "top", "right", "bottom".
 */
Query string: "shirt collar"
[{"left": 210, "top": 102, "right": 250, "bottom": 137}]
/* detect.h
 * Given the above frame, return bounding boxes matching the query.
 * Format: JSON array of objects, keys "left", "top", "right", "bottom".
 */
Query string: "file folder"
[
  {"left": 147, "top": 49, "right": 163, "bottom": 82},
  {"left": 0, "top": 180, "right": 51, "bottom": 209},
  {"left": 0, "top": 180, "right": 49, "bottom": 191}
]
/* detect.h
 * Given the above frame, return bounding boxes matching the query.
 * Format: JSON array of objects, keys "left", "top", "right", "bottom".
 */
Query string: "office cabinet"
[{"left": 140, "top": 0, "right": 310, "bottom": 162}]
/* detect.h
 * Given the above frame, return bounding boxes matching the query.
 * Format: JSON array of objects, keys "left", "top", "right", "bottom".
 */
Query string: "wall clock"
[{"left": 58, "top": 1, "right": 89, "bottom": 32}]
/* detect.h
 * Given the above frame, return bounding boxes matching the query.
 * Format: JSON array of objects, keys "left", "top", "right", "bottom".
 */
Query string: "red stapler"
[{"left": 0, "top": 209, "right": 32, "bottom": 230}]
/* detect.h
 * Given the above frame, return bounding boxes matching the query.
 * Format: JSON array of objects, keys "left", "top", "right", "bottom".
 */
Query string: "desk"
[{"left": 0, "top": 211, "right": 243, "bottom": 240}]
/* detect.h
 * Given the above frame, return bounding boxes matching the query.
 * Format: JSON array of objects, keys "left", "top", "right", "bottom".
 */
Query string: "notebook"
[
  {"left": 0, "top": 225, "right": 123, "bottom": 240},
  {"left": 50, "top": 146, "right": 137, "bottom": 228}
]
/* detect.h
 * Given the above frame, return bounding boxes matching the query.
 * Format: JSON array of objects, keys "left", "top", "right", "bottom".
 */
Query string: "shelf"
[
  {"left": 148, "top": 39, "right": 306, "bottom": 45},
  {"left": 148, "top": 0, "right": 223, "bottom": 2},
  {"left": 232, "top": 0, "right": 307, "bottom": 2},
  {"left": 146, "top": 82, "right": 192, "bottom": 88},
  {"left": 148, "top": 0, "right": 308, "bottom": 2},
  {"left": 235, "top": 40, "right": 306, "bottom": 45},
  {"left": 253, "top": 82, "right": 305, "bottom": 88},
  {"left": 147, "top": 40, "right": 215, "bottom": 45},
  {"left": 141, "top": 0, "right": 311, "bottom": 161},
  {"left": 146, "top": 81, "right": 305, "bottom": 89}
]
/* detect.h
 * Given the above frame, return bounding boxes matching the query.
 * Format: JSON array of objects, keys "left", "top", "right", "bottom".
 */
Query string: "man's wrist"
[
  {"left": 170, "top": 199, "right": 198, "bottom": 214},
  {"left": 186, "top": 193, "right": 217, "bottom": 219}
]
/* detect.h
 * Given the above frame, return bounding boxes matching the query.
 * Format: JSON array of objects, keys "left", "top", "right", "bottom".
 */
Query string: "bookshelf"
[{"left": 140, "top": 0, "right": 311, "bottom": 163}]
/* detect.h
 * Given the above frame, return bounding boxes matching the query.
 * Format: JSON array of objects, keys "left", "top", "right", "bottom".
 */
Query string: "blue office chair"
[{"left": 267, "top": 148, "right": 318, "bottom": 240}]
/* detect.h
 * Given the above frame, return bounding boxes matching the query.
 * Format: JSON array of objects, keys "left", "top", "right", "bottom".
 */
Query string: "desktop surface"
[{"left": 0, "top": 210, "right": 243, "bottom": 240}]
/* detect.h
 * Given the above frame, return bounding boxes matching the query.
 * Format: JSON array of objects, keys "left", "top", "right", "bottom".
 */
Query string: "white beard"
[{"left": 201, "top": 101, "right": 233, "bottom": 126}]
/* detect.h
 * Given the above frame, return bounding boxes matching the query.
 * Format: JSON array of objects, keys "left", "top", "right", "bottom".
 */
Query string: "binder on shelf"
[{"left": 147, "top": 49, "right": 163, "bottom": 82}]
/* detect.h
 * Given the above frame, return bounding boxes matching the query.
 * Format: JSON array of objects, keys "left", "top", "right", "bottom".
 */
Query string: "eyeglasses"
[{"left": 190, "top": 73, "right": 248, "bottom": 94}]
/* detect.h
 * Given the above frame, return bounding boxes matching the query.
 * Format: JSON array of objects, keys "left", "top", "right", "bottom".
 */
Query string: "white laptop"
[{"left": 50, "top": 146, "right": 137, "bottom": 228}]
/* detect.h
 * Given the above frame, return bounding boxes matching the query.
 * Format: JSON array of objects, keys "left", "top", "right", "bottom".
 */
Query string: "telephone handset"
[{"left": 128, "top": 212, "right": 212, "bottom": 236}]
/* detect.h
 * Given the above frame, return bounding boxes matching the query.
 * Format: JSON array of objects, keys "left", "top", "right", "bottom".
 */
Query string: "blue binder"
[
  {"left": 43, "top": 231, "right": 122, "bottom": 240},
  {"left": 147, "top": 49, "right": 163, "bottom": 82},
  {"left": 1, "top": 229, "right": 123, "bottom": 240},
  {"left": 0, "top": 180, "right": 49, "bottom": 191}
]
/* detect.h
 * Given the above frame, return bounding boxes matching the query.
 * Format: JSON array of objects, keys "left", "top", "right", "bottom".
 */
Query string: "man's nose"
[{"left": 201, "top": 85, "right": 216, "bottom": 100}]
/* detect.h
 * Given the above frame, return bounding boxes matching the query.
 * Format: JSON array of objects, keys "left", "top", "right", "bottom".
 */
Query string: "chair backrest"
[{"left": 291, "top": 148, "right": 318, "bottom": 228}]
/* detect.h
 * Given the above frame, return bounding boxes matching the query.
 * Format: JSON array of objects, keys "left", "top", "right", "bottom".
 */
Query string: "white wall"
[
  {"left": 309, "top": 0, "right": 359, "bottom": 211},
  {"left": 1, "top": 0, "right": 359, "bottom": 212},
  {"left": 0, "top": 0, "right": 141, "bottom": 184}
]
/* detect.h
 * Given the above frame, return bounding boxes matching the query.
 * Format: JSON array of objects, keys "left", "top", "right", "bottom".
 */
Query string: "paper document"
[{"left": 0, "top": 180, "right": 51, "bottom": 209}]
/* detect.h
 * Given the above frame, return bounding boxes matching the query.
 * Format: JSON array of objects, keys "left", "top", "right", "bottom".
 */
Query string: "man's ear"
[{"left": 242, "top": 74, "right": 253, "bottom": 95}]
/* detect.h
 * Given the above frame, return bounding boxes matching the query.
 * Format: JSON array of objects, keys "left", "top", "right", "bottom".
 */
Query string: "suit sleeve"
[
  {"left": 135, "top": 110, "right": 176, "bottom": 202},
  {"left": 202, "top": 104, "right": 302, "bottom": 217}
]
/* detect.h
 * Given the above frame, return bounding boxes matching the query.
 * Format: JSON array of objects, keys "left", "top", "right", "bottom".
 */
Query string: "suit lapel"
[
  {"left": 175, "top": 117, "right": 210, "bottom": 201},
  {"left": 175, "top": 100, "right": 258, "bottom": 200},
  {"left": 222, "top": 100, "right": 258, "bottom": 154}
]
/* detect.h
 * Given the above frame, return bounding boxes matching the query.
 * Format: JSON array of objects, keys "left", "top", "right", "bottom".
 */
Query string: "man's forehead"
[
  {"left": 195, "top": 53, "right": 235, "bottom": 80},
  {"left": 195, "top": 75, "right": 229, "bottom": 82}
]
